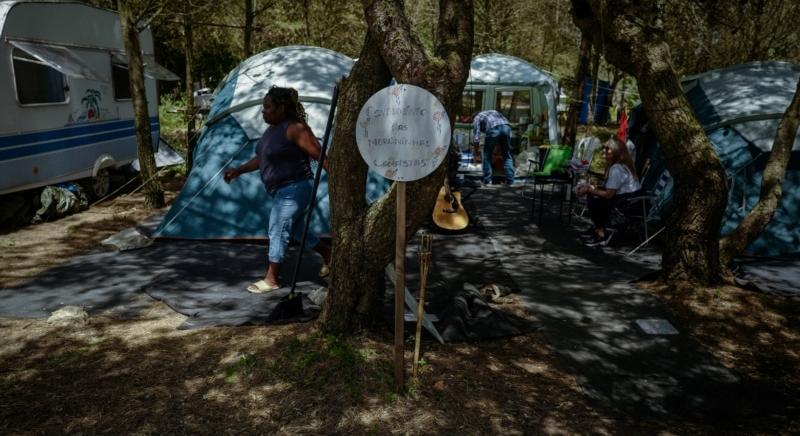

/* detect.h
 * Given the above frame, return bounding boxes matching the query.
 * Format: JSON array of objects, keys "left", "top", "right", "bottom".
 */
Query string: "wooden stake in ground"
[
  {"left": 394, "top": 182, "right": 406, "bottom": 392},
  {"left": 413, "top": 232, "right": 433, "bottom": 377}
]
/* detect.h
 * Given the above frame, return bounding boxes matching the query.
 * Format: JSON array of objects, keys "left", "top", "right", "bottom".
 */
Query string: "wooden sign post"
[
  {"left": 355, "top": 84, "right": 451, "bottom": 393},
  {"left": 394, "top": 181, "right": 406, "bottom": 390}
]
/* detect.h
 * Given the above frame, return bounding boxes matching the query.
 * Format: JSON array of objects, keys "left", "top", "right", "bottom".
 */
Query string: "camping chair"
[
  {"left": 529, "top": 145, "right": 574, "bottom": 225},
  {"left": 607, "top": 169, "right": 672, "bottom": 252}
]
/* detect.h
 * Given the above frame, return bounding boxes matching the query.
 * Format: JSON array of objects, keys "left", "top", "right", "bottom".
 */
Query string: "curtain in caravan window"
[
  {"left": 111, "top": 59, "right": 132, "bottom": 100},
  {"left": 12, "top": 48, "right": 66, "bottom": 104},
  {"left": 112, "top": 52, "right": 179, "bottom": 82},
  {"left": 9, "top": 40, "right": 109, "bottom": 82}
]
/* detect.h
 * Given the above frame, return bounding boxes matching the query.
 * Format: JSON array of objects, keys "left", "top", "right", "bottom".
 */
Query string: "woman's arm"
[
  {"left": 588, "top": 184, "right": 617, "bottom": 199},
  {"left": 224, "top": 155, "right": 259, "bottom": 183},
  {"left": 287, "top": 121, "right": 328, "bottom": 172}
]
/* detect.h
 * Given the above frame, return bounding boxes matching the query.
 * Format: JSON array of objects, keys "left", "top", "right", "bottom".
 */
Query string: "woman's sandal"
[{"left": 247, "top": 279, "right": 280, "bottom": 294}]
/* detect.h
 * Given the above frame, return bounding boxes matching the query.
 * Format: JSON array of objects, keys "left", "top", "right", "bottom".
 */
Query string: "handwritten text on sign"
[{"left": 356, "top": 85, "right": 450, "bottom": 182}]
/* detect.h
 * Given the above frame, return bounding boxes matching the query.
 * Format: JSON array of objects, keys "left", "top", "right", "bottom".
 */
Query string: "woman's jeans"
[
  {"left": 268, "top": 179, "right": 318, "bottom": 264},
  {"left": 482, "top": 124, "right": 515, "bottom": 184}
]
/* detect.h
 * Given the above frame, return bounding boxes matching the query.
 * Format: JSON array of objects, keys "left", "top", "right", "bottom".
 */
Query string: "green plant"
[
  {"left": 158, "top": 94, "right": 188, "bottom": 152},
  {"left": 224, "top": 353, "right": 258, "bottom": 380}
]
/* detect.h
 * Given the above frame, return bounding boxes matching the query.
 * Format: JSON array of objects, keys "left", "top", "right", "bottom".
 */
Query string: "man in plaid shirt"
[{"left": 472, "top": 110, "right": 514, "bottom": 185}]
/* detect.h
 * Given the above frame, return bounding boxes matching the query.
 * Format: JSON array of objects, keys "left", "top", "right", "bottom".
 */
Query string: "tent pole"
[{"left": 288, "top": 84, "right": 340, "bottom": 298}]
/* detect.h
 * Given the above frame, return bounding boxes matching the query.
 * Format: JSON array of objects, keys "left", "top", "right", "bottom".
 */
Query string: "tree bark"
[
  {"left": 571, "top": 0, "right": 728, "bottom": 287},
  {"left": 183, "top": 11, "right": 196, "bottom": 173},
  {"left": 561, "top": 33, "right": 591, "bottom": 146},
  {"left": 118, "top": 1, "right": 164, "bottom": 209},
  {"left": 243, "top": 0, "right": 254, "bottom": 58},
  {"left": 607, "top": 67, "right": 623, "bottom": 121},
  {"left": 588, "top": 48, "right": 600, "bottom": 125},
  {"left": 719, "top": 79, "right": 800, "bottom": 265},
  {"left": 319, "top": 0, "right": 473, "bottom": 334},
  {"left": 548, "top": 0, "right": 560, "bottom": 71}
]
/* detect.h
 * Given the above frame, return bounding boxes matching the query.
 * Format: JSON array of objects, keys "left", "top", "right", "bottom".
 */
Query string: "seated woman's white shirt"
[{"left": 604, "top": 163, "right": 641, "bottom": 195}]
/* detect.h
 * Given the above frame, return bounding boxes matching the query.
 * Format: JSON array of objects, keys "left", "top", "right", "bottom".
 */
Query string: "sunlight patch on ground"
[
  {"left": 338, "top": 401, "right": 445, "bottom": 434},
  {"left": 513, "top": 359, "right": 550, "bottom": 374}
]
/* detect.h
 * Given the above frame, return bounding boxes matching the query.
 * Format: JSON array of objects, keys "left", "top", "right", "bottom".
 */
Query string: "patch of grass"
[
  {"left": 272, "top": 334, "right": 393, "bottom": 398},
  {"left": 224, "top": 353, "right": 258, "bottom": 381}
]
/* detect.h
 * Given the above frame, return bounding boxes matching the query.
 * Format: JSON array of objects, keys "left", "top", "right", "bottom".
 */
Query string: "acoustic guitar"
[{"left": 432, "top": 178, "right": 469, "bottom": 231}]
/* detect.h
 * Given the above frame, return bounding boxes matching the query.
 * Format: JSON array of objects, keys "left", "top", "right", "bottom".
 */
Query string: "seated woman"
[{"left": 576, "top": 137, "right": 642, "bottom": 246}]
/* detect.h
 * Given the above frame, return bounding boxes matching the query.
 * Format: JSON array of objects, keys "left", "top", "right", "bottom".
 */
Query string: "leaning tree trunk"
[
  {"left": 718, "top": 79, "right": 800, "bottom": 265},
  {"left": 562, "top": 33, "right": 591, "bottom": 147},
  {"left": 319, "top": 0, "right": 473, "bottom": 334},
  {"left": 118, "top": 1, "right": 164, "bottom": 209},
  {"left": 571, "top": 0, "right": 728, "bottom": 287}
]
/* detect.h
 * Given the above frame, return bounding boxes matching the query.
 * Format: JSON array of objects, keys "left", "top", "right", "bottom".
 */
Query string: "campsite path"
[{"left": 464, "top": 183, "right": 779, "bottom": 424}]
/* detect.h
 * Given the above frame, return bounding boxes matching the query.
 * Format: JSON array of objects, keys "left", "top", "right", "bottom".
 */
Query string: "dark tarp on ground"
[
  {"left": 0, "top": 241, "right": 326, "bottom": 329},
  {"left": 2, "top": 216, "right": 536, "bottom": 340},
  {"left": 401, "top": 229, "right": 538, "bottom": 342},
  {"left": 734, "top": 257, "right": 800, "bottom": 298}
]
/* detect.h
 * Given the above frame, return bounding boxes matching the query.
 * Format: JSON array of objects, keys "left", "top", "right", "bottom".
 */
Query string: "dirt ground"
[{"left": 1, "top": 176, "right": 798, "bottom": 434}]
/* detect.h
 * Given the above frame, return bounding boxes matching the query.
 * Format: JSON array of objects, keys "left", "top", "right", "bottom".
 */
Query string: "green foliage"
[
  {"left": 663, "top": 0, "right": 800, "bottom": 75},
  {"left": 163, "top": 163, "right": 188, "bottom": 178},
  {"left": 158, "top": 93, "right": 187, "bottom": 152}
]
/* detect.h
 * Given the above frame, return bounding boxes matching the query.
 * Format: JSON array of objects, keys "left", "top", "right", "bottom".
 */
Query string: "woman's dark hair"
[{"left": 266, "top": 86, "right": 307, "bottom": 122}]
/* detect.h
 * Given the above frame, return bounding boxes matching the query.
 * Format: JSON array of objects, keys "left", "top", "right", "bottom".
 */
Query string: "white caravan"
[{"left": 0, "top": 1, "right": 177, "bottom": 197}]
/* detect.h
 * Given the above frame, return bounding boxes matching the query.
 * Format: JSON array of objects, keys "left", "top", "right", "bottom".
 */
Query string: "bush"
[{"left": 158, "top": 93, "right": 187, "bottom": 152}]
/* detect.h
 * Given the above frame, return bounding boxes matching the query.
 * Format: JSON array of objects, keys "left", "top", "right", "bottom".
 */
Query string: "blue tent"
[
  {"left": 630, "top": 61, "right": 800, "bottom": 257},
  {"left": 154, "top": 46, "right": 387, "bottom": 239}
]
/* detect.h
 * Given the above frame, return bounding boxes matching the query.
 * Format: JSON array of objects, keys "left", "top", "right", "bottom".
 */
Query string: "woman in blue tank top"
[{"left": 224, "top": 86, "right": 331, "bottom": 293}]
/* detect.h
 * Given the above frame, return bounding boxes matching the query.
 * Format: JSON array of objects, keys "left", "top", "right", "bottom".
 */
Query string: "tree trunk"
[
  {"left": 588, "top": 48, "right": 600, "bottom": 125},
  {"left": 561, "top": 33, "right": 591, "bottom": 146},
  {"left": 719, "top": 79, "right": 800, "bottom": 265},
  {"left": 319, "top": 32, "right": 394, "bottom": 332},
  {"left": 607, "top": 67, "right": 623, "bottom": 122},
  {"left": 302, "top": 0, "right": 312, "bottom": 44},
  {"left": 243, "top": 0, "right": 253, "bottom": 58},
  {"left": 319, "top": 0, "right": 473, "bottom": 334},
  {"left": 183, "top": 11, "right": 196, "bottom": 173},
  {"left": 571, "top": 0, "right": 728, "bottom": 287},
  {"left": 548, "top": 0, "right": 560, "bottom": 71},
  {"left": 118, "top": 1, "right": 164, "bottom": 209}
]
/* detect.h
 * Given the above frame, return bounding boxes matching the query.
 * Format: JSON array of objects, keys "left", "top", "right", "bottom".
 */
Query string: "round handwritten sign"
[{"left": 355, "top": 84, "right": 450, "bottom": 182}]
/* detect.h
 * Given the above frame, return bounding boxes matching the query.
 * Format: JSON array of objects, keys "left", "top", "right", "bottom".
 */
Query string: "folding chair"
[
  {"left": 607, "top": 169, "right": 672, "bottom": 251},
  {"left": 529, "top": 145, "right": 573, "bottom": 225}
]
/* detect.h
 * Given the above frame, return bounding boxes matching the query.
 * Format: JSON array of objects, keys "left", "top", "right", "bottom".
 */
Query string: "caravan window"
[
  {"left": 495, "top": 90, "right": 532, "bottom": 124},
  {"left": 112, "top": 60, "right": 132, "bottom": 100},
  {"left": 12, "top": 48, "right": 66, "bottom": 105},
  {"left": 457, "top": 90, "right": 484, "bottom": 123}
]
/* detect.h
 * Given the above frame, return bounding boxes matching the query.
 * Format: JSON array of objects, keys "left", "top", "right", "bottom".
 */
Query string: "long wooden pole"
[
  {"left": 394, "top": 182, "right": 406, "bottom": 392},
  {"left": 413, "top": 234, "right": 432, "bottom": 377}
]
